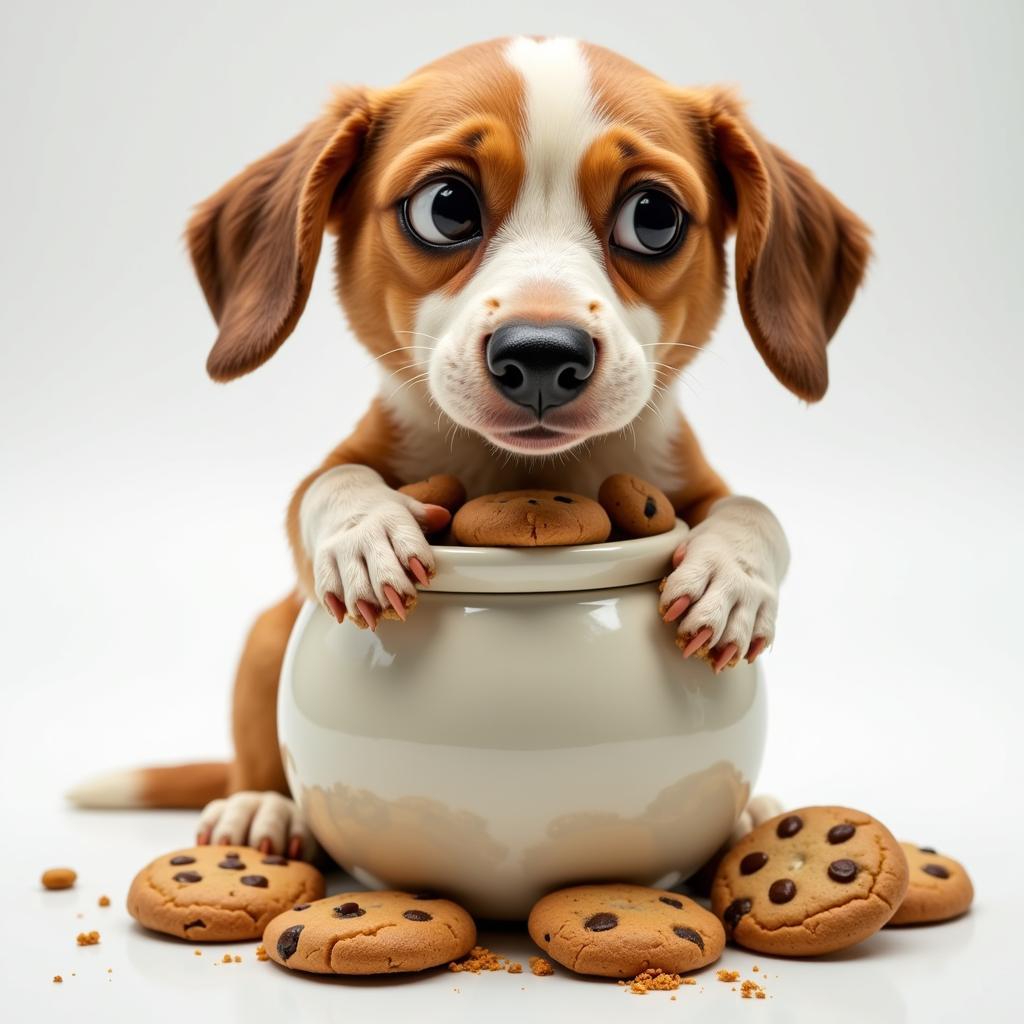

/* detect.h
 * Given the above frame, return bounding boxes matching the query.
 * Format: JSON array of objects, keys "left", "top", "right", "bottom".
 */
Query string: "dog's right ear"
[{"left": 187, "top": 88, "right": 372, "bottom": 382}]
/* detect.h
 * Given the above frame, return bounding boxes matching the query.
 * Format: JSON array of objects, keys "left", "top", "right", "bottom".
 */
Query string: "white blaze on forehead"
[{"left": 501, "top": 36, "right": 606, "bottom": 261}]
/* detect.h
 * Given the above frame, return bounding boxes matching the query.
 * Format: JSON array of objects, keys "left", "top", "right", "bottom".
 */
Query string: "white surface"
[
  {"left": 1, "top": 0, "right": 1022, "bottom": 1019},
  {"left": 0, "top": 806, "right": 1005, "bottom": 1022}
]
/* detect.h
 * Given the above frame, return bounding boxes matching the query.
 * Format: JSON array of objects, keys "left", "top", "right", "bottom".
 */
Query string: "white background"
[{"left": 1, "top": 0, "right": 1021, "bottom": 1019}]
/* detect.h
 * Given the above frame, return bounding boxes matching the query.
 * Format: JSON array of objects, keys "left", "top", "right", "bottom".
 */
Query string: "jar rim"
[{"left": 425, "top": 520, "right": 689, "bottom": 594}]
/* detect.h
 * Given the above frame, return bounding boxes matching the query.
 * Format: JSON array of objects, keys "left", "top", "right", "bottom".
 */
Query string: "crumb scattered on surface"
[
  {"left": 222, "top": 953, "right": 233, "bottom": 964},
  {"left": 76, "top": 931, "right": 100, "bottom": 947},
  {"left": 42, "top": 868, "right": 76, "bottom": 890},
  {"left": 98, "top": 896, "right": 110, "bottom": 907},
  {"left": 620, "top": 968, "right": 685, "bottom": 994},
  {"left": 255, "top": 945, "right": 268, "bottom": 962},
  {"left": 53, "top": 975, "right": 62, "bottom": 984},
  {"left": 717, "top": 969, "right": 740, "bottom": 982},
  {"left": 449, "top": 946, "right": 521, "bottom": 974},
  {"left": 529, "top": 956, "right": 554, "bottom": 977},
  {"left": 741, "top": 978, "right": 767, "bottom": 1000},
  {"left": 234, "top": 955, "right": 242, "bottom": 963},
  {"left": 194, "top": 949, "right": 202, "bottom": 956},
  {"left": 682, "top": 978, "right": 696, "bottom": 985}
]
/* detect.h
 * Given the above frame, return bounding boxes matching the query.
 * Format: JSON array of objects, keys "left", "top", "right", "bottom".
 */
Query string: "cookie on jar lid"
[
  {"left": 888, "top": 842, "right": 973, "bottom": 925},
  {"left": 598, "top": 474, "right": 676, "bottom": 537},
  {"left": 452, "top": 490, "right": 611, "bottom": 547},
  {"left": 263, "top": 891, "right": 476, "bottom": 974},
  {"left": 710, "top": 806, "right": 909, "bottom": 956},
  {"left": 127, "top": 845, "right": 324, "bottom": 941},
  {"left": 398, "top": 474, "right": 467, "bottom": 515},
  {"left": 527, "top": 883, "right": 724, "bottom": 978}
]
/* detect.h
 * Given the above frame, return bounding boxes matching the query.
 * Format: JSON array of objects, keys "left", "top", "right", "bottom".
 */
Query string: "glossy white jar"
[{"left": 278, "top": 521, "right": 766, "bottom": 920}]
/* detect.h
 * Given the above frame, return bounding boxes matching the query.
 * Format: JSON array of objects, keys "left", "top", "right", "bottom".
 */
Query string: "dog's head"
[{"left": 188, "top": 38, "right": 869, "bottom": 455}]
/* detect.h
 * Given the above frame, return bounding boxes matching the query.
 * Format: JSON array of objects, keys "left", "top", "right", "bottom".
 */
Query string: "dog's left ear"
[
  {"left": 187, "top": 87, "right": 372, "bottom": 382},
  {"left": 695, "top": 90, "right": 871, "bottom": 401}
]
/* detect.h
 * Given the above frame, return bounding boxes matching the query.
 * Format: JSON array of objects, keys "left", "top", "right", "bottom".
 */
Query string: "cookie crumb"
[
  {"left": 717, "top": 969, "right": 739, "bottom": 982},
  {"left": 53, "top": 975, "right": 63, "bottom": 984},
  {"left": 752, "top": 964, "right": 759, "bottom": 972},
  {"left": 222, "top": 953, "right": 233, "bottom": 964},
  {"left": 234, "top": 955, "right": 242, "bottom": 963},
  {"left": 106, "top": 968, "right": 112, "bottom": 974},
  {"left": 98, "top": 896, "right": 110, "bottom": 907},
  {"left": 741, "top": 978, "right": 766, "bottom": 1000},
  {"left": 194, "top": 949, "right": 202, "bottom": 956},
  {"left": 255, "top": 945, "right": 268, "bottom": 962},
  {"left": 76, "top": 931, "right": 100, "bottom": 947},
  {"left": 529, "top": 956, "right": 554, "bottom": 977},
  {"left": 42, "top": 868, "right": 77, "bottom": 891},
  {"left": 449, "top": 946, "right": 520, "bottom": 974},
  {"left": 625, "top": 967, "right": 684, "bottom": 994},
  {"left": 682, "top": 978, "right": 697, "bottom": 985}
]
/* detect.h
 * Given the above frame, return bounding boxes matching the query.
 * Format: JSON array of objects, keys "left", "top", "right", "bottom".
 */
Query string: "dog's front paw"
[
  {"left": 302, "top": 466, "right": 450, "bottom": 629},
  {"left": 659, "top": 497, "right": 788, "bottom": 673},
  {"left": 196, "top": 791, "right": 316, "bottom": 861}
]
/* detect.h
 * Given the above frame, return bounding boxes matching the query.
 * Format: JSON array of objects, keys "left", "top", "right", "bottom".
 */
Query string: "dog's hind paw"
[{"left": 196, "top": 791, "right": 316, "bottom": 861}]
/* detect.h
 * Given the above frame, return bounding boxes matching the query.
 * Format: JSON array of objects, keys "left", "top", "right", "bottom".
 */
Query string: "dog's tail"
[{"left": 66, "top": 761, "right": 229, "bottom": 810}]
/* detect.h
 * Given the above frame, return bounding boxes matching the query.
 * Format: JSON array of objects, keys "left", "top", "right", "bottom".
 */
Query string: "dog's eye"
[
  {"left": 404, "top": 179, "right": 482, "bottom": 247},
  {"left": 611, "top": 189, "right": 686, "bottom": 256}
]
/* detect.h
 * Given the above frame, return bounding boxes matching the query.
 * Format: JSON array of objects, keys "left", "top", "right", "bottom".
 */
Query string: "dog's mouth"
[{"left": 487, "top": 423, "right": 585, "bottom": 453}]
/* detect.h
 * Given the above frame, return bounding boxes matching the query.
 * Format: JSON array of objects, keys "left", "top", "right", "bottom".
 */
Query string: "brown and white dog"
[{"left": 70, "top": 37, "right": 869, "bottom": 859}]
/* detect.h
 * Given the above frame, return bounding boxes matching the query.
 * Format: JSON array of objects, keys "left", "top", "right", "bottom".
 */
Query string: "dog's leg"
[
  {"left": 660, "top": 496, "right": 790, "bottom": 672},
  {"left": 195, "top": 593, "right": 316, "bottom": 859}
]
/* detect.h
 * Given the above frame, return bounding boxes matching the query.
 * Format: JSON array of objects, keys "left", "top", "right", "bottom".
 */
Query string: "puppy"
[{"left": 70, "top": 38, "right": 869, "bottom": 858}]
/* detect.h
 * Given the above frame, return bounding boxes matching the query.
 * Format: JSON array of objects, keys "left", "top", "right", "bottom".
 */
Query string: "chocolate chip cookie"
[
  {"left": 527, "top": 884, "right": 724, "bottom": 978},
  {"left": 127, "top": 845, "right": 324, "bottom": 941},
  {"left": 888, "top": 842, "right": 973, "bottom": 925},
  {"left": 598, "top": 473, "right": 676, "bottom": 537},
  {"left": 452, "top": 490, "right": 611, "bottom": 547},
  {"left": 263, "top": 891, "right": 476, "bottom": 974},
  {"left": 711, "top": 806, "right": 909, "bottom": 956}
]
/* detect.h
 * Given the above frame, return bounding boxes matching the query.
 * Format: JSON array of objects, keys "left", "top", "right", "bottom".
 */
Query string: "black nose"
[{"left": 485, "top": 322, "right": 596, "bottom": 418}]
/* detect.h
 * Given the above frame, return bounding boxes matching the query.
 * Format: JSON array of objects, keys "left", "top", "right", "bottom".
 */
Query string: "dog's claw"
[
  {"left": 288, "top": 836, "right": 303, "bottom": 860},
  {"left": 324, "top": 592, "right": 346, "bottom": 623},
  {"left": 671, "top": 543, "right": 687, "bottom": 569},
  {"left": 682, "top": 626, "right": 714, "bottom": 658},
  {"left": 713, "top": 643, "right": 739, "bottom": 674},
  {"left": 196, "top": 828, "right": 212, "bottom": 846},
  {"left": 747, "top": 636, "right": 767, "bottom": 663},
  {"left": 383, "top": 584, "right": 407, "bottom": 621},
  {"left": 356, "top": 599, "right": 379, "bottom": 631},
  {"left": 408, "top": 557, "right": 431, "bottom": 587},
  {"left": 258, "top": 837, "right": 273, "bottom": 855},
  {"left": 662, "top": 595, "right": 691, "bottom": 623}
]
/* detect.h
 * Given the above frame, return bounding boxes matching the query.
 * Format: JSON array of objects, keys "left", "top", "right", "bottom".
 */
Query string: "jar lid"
[{"left": 427, "top": 520, "right": 689, "bottom": 594}]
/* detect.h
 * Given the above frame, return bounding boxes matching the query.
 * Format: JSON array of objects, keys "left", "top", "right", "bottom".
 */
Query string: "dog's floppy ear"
[
  {"left": 187, "top": 88, "right": 371, "bottom": 382},
  {"left": 698, "top": 90, "right": 871, "bottom": 401}
]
